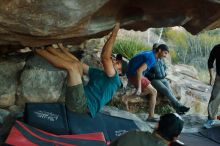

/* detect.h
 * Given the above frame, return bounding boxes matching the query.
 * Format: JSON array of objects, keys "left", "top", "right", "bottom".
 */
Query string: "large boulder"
[
  {"left": 0, "top": 0, "right": 220, "bottom": 51},
  {"left": 0, "top": 57, "right": 25, "bottom": 107},
  {"left": 167, "top": 64, "right": 211, "bottom": 115},
  {"left": 17, "top": 54, "right": 67, "bottom": 105}
]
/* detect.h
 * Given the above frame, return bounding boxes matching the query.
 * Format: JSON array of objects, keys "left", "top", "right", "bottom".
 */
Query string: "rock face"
[
  {"left": 167, "top": 64, "right": 211, "bottom": 115},
  {"left": 17, "top": 54, "right": 67, "bottom": 106},
  {"left": 0, "top": 58, "right": 25, "bottom": 107},
  {"left": 0, "top": 0, "right": 220, "bottom": 51}
]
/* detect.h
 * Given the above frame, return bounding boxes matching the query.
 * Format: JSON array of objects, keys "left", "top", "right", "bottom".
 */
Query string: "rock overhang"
[{"left": 0, "top": 0, "right": 219, "bottom": 52}]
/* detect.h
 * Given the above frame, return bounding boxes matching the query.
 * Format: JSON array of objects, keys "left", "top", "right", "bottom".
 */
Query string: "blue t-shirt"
[
  {"left": 126, "top": 50, "right": 157, "bottom": 77},
  {"left": 84, "top": 68, "right": 121, "bottom": 118}
]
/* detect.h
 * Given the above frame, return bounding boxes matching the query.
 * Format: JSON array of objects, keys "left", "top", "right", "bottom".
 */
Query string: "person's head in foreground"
[
  {"left": 156, "top": 113, "right": 184, "bottom": 142},
  {"left": 110, "top": 113, "right": 184, "bottom": 146}
]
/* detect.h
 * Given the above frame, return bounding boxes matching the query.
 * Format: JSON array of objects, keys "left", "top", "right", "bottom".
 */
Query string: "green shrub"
[
  {"left": 113, "top": 37, "right": 151, "bottom": 59},
  {"left": 197, "top": 68, "right": 209, "bottom": 84},
  {"left": 169, "top": 48, "right": 178, "bottom": 63},
  {"left": 163, "top": 27, "right": 220, "bottom": 82},
  {"left": 155, "top": 104, "right": 175, "bottom": 115}
]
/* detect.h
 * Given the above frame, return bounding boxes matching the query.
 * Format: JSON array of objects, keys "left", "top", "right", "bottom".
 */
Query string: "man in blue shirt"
[
  {"left": 126, "top": 44, "right": 169, "bottom": 121},
  {"left": 204, "top": 44, "right": 220, "bottom": 128},
  {"left": 35, "top": 23, "right": 122, "bottom": 118}
]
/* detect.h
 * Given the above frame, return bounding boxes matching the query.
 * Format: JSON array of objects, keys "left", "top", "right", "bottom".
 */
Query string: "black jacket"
[{"left": 208, "top": 44, "right": 220, "bottom": 76}]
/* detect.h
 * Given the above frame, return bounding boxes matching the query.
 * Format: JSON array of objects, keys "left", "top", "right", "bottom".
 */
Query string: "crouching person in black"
[{"left": 110, "top": 113, "right": 184, "bottom": 146}]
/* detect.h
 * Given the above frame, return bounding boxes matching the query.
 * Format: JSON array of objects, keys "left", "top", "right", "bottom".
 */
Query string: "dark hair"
[
  {"left": 116, "top": 54, "right": 123, "bottom": 60},
  {"left": 156, "top": 44, "right": 169, "bottom": 52},
  {"left": 152, "top": 43, "right": 159, "bottom": 50},
  {"left": 157, "top": 113, "right": 184, "bottom": 141}
]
